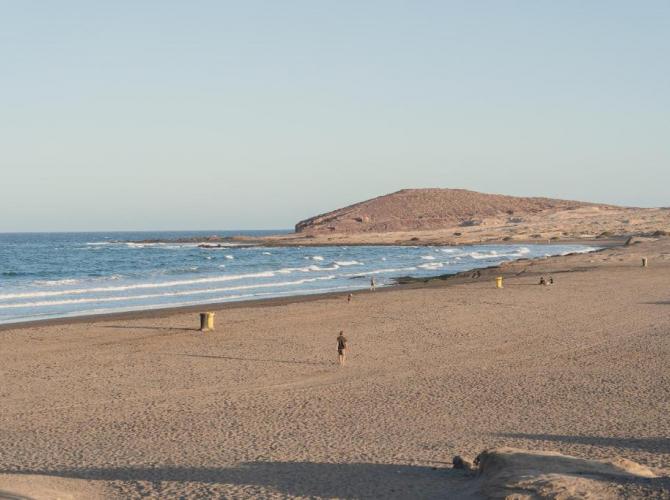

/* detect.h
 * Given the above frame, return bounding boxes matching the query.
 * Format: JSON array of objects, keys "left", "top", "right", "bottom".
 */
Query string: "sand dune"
[
  {"left": 0, "top": 474, "right": 110, "bottom": 500},
  {"left": 457, "top": 447, "right": 660, "bottom": 499}
]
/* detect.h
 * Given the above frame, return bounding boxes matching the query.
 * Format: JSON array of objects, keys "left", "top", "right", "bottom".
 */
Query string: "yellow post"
[
  {"left": 200, "top": 312, "right": 215, "bottom": 331},
  {"left": 642, "top": 258, "right": 648, "bottom": 267},
  {"left": 496, "top": 276, "right": 503, "bottom": 288}
]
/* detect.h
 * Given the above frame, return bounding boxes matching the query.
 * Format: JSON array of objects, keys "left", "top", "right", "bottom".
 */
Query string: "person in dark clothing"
[{"left": 337, "top": 330, "right": 348, "bottom": 366}]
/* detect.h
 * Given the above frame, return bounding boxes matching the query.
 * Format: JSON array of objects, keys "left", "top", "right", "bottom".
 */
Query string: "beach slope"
[{"left": 1, "top": 238, "right": 669, "bottom": 498}]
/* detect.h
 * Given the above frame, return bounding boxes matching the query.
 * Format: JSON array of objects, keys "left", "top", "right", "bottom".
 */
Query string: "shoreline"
[
  {"left": 0, "top": 240, "right": 620, "bottom": 332},
  {"left": 131, "top": 235, "right": 628, "bottom": 248}
]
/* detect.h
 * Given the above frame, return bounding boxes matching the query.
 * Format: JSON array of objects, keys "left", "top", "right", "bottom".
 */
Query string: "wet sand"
[{"left": 1, "top": 238, "right": 669, "bottom": 498}]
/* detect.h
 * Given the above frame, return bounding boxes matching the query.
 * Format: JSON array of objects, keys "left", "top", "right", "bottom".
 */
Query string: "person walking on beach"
[
  {"left": 370, "top": 277, "right": 376, "bottom": 291},
  {"left": 337, "top": 330, "right": 348, "bottom": 366},
  {"left": 347, "top": 293, "right": 353, "bottom": 303}
]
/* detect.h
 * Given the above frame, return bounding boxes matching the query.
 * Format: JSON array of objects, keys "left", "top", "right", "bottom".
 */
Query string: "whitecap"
[
  {"left": 344, "top": 266, "right": 418, "bottom": 277},
  {"left": 418, "top": 262, "right": 444, "bottom": 270},
  {"left": 307, "top": 264, "right": 340, "bottom": 271},
  {"left": 470, "top": 252, "right": 494, "bottom": 259},
  {"left": 33, "top": 278, "right": 80, "bottom": 286}
]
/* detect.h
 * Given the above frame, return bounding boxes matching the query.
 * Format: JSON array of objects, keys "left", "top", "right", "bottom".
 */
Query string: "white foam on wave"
[
  {"left": 0, "top": 270, "right": 280, "bottom": 301},
  {"left": 225, "top": 255, "right": 234, "bottom": 260},
  {"left": 470, "top": 251, "right": 498, "bottom": 259},
  {"left": 421, "top": 255, "right": 436, "bottom": 260},
  {"left": 334, "top": 261, "right": 362, "bottom": 266},
  {"left": 0, "top": 276, "right": 338, "bottom": 310},
  {"left": 262, "top": 252, "right": 272, "bottom": 255},
  {"left": 561, "top": 246, "right": 599, "bottom": 255},
  {"left": 276, "top": 266, "right": 311, "bottom": 274},
  {"left": 33, "top": 278, "right": 81, "bottom": 287},
  {"left": 0, "top": 259, "right": 358, "bottom": 302},
  {"left": 418, "top": 262, "right": 444, "bottom": 270},
  {"left": 344, "top": 266, "right": 418, "bottom": 277},
  {"left": 469, "top": 246, "right": 535, "bottom": 260},
  {"left": 310, "top": 264, "right": 340, "bottom": 271}
]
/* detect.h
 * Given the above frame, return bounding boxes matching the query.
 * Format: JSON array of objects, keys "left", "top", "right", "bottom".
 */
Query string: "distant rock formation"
[{"left": 295, "top": 188, "right": 606, "bottom": 234}]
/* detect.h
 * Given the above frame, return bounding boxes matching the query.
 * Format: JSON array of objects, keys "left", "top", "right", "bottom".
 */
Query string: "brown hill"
[{"left": 295, "top": 188, "right": 604, "bottom": 234}]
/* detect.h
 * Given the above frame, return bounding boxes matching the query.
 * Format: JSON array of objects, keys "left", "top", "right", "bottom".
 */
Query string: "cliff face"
[{"left": 295, "top": 188, "right": 601, "bottom": 234}]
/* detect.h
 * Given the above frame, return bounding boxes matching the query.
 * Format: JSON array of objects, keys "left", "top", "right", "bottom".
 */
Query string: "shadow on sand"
[
  {"left": 497, "top": 433, "right": 670, "bottom": 455},
  {"left": 100, "top": 325, "right": 197, "bottom": 332},
  {"left": 173, "top": 353, "right": 331, "bottom": 366},
  {"left": 0, "top": 462, "right": 460, "bottom": 498}
]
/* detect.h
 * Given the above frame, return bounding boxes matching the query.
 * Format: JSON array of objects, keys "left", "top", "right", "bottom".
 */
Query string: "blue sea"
[{"left": 0, "top": 231, "right": 599, "bottom": 325}]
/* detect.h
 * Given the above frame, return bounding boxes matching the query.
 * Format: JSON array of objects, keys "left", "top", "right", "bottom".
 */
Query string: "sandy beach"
[{"left": 1, "top": 238, "right": 670, "bottom": 498}]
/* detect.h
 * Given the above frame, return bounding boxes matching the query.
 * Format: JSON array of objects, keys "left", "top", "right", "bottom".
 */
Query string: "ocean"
[{"left": 0, "top": 231, "right": 598, "bottom": 325}]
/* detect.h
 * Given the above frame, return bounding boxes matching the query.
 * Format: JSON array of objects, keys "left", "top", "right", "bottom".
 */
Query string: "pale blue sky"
[{"left": 1, "top": 1, "right": 668, "bottom": 231}]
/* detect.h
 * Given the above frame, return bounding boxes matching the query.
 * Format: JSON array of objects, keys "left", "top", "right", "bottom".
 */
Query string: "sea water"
[{"left": 0, "top": 231, "right": 599, "bottom": 324}]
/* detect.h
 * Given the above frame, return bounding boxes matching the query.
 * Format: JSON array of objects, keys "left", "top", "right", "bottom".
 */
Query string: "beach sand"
[{"left": 1, "top": 238, "right": 670, "bottom": 498}]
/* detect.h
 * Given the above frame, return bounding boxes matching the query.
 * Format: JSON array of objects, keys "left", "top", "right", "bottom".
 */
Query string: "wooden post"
[{"left": 642, "top": 258, "right": 648, "bottom": 267}]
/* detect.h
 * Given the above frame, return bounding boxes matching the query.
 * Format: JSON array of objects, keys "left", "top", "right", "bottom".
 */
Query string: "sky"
[{"left": 1, "top": 1, "right": 668, "bottom": 231}]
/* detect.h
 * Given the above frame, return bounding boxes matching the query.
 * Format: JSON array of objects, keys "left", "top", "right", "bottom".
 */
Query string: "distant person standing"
[
  {"left": 370, "top": 277, "right": 376, "bottom": 291},
  {"left": 337, "top": 330, "right": 348, "bottom": 366},
  {"left": 347, "top": 293, "right": 353, "bottom": 303}
]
